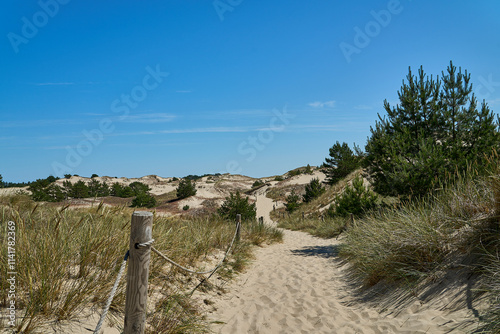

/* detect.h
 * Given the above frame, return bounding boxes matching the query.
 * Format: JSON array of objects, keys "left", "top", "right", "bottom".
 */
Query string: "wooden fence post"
[
  {"left": 124, "top": 211, "right": 153, "bottom": 334},
  {"left": 236, "top": 214, "right": 241, "bottom": 243}
]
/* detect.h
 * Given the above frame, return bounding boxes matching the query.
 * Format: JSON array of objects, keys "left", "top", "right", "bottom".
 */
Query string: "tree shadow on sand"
[
  {"left": 290, "top": 244, "right": 340, "bottom": 259},
  {"left": 340, "top": 255, "right": 488, "bottom": 333}
]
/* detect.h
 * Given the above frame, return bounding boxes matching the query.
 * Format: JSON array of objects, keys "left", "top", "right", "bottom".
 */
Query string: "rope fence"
[{"left": 93, "top": 213, "right": 242, "bottom": 334}]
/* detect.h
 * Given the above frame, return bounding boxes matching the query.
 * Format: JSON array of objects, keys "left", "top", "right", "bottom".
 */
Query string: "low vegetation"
[
  {"left": 0, "top": 194, "right": 282, "bottom": 333},
  {"left": 176, "top": 178, "right": 197, "bottom": 199},
  {"left": 218, "top": 191, "right": 256, "bottom": 222}
]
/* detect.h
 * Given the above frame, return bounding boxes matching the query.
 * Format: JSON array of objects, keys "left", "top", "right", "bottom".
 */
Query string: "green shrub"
[
  {"left": 30, "top": 182, "right": 65, "bottom": 202},
  {"left": 218, "top": 191, "right": 256, "bottom": 222},
  {"left": 129, "top": 181, "right": 151, "bottom": 195},
  {"left": 252, "top": 180, "right": 265, "bottom": 188},
  {"left": 66, "top": 180, "right": 90, "bottom": 198},
  {"left": 29, "top": 177, "right": 65, "bottom": 202},
  {"left": 176, "top": 179, "right": 197, "bottom": 199},
  {"left": 183, "top": 205, "right": 190, "bottom": 211},
  {"left": 131, "top": 192, "right": 157, "bottom": 208},
  {"left": 274, "top": 176, "right": 284, "bottom": 181},
  {"left": 87, "top": 179, "right": 110, "bottom": 197},
  {"left": 304, "top": 164, "right": 314, "bottom": 175},
  {"left": 288, "top": 169, "right": 302, "bottom": 177},
  {"left": 110, "top": 183, "right": 135, "bottom": 197},
  {"left": 303, "top": 178, "right": 325, "bottom": 203},
  {"left": 329, "top": 176, "right": 377, "bottom": 217},
  {"left": 285, "top": 191, "right": 300, "bottom": 212}
]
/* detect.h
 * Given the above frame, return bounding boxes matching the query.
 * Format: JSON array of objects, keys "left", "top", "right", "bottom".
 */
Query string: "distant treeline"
[{"left": 20, "top": 175, "right": 157, "bottom": 207}]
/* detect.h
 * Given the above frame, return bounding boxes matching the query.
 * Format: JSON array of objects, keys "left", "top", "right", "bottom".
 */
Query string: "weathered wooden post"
[
  {"left": 259, "top": 216, "right": 264, "bottom": 226},
  {"left": 302, "top": 212, "right": 305, "bottom": 220},
  {"left": 236, "top": 214, "right": 241, "bottom": 243},
  {"left": 124, "top": 211, "right": 153, "bottom": 334}
]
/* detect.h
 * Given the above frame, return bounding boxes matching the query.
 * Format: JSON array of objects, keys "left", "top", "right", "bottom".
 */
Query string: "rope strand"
[
  {"left": 152, "top": 221, "right": 240, "bottom": 275},
  {"left": 93, "top": 250, "right": 129, "bottom": 334}
]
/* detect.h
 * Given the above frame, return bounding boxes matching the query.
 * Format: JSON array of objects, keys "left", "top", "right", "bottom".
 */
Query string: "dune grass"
[
  {"left": 339, "top": 172, "right": 500, "bottom": 331},
  {"left": 0, "top": 193, "right": 282, "bottom": 333},
  {"left": 278, "top": 215, "right": 347, "bottom": 239},
  {"left": 340, "top": 172, "right": 498, "bottom": 284}
]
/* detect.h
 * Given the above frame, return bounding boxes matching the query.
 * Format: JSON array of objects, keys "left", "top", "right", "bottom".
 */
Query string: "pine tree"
[
  {"left": 365, "top": 62, "right": 499, "bottom": 197},
  {"left": 303, "top": 178, "right": 325, "bottom": 202},
  {"left": 323, "top": 141, "right": 362, "bottom": 185},
  {"left": 176, "top": 179, "right": 197, "bottom": 199},
  {"left": 285, "top": 191, "right": 300, "bottom": 212},
  {"left": 329, "top": 176, "right": 378, "bottom": 217},
  {"left": 218, "top": 191, "right": 256, "bottom": 221}
]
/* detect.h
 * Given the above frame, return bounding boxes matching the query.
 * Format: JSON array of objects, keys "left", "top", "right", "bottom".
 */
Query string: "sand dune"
[{"left": 1, "top": 170, "right": 481, "bottom": 332}]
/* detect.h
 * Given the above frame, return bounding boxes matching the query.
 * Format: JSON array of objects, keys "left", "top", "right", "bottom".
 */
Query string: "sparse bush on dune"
[
  {"left": 285, "top": 191, "right": 300, "bottom": 212},
  {"left": 218, "top": 191, "right": 256, "bottom": 222},
  {"left": 302, "top": 178, "right": 325, "bottom": 203},
  {"left": 131, "top": 191, "right": 157, "bottom": 208},
  {"left": 176, "top": 178, "right": 197, "bottom": 199},
  {"left": 252, "top": 180, "right": 265, "bottom": 188},
  {"left": 328, "top": 175, "right": 378, "bottom": 218}
]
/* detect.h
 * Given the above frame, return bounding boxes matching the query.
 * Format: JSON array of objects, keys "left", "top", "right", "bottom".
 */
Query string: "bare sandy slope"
[{"left": 207, "top": 193, "right": 477, "bottom": 333}]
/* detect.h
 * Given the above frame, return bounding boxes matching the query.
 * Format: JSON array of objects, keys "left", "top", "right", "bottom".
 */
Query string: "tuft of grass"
[
  {"left": 0, "top": 197, "right": 282, "bottom": 333},
  {"left": 278, "top": 215, "right": 346, "bottom": 239}
]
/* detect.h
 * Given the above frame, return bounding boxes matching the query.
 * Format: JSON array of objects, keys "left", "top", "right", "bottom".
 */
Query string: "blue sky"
[{"left": 1, "top": 0, "right": 499, "bottom": 182}]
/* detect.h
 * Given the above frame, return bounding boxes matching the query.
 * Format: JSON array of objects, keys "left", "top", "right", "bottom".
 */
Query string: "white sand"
[{"left": 207, "top": 191, "right": 477, "bottom": 333}]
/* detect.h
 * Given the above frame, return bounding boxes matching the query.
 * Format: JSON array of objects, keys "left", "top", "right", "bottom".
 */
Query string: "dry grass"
[
  {"left": 339, "top": 171, "right": 500, "bottom": 332},
  {"left": 278, "top": 215, "right": 346, "bottom": 239},
  {"left": 0, "top": 194, "right": 282, "bottom": 333}
]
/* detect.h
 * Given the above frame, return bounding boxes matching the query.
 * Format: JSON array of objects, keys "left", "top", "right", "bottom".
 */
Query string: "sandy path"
[{"left": 207, "top": 192, "right": 475, "bottom": 333}]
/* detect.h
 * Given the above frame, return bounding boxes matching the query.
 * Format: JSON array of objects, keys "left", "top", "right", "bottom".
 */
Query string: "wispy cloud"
[
  {"left": 308, "top": 100, "right": 336, "bottom": 108},
  {"left": 159, "top": 126, "right": 248, "bottom": 134},
  {"left": 199, "top": 109, "right": 271, "bottom": 120},
  {"left": 121, "top": 113, "right": 176, "bottom": 123},
  {"left": 0, "top": 118, "right": 85, "bottom": 128},
  {"left": 486, "top": 98, "right": 500, "bottom": 105},
  {"left": 32, "top": 82, "right": 75, "bottom": 86},
  {"left": 105, "top": 126, "right": 253, "bottom": 137},
  {"left": 354, "top": 104, "right": 373, "bottom": 110}
]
